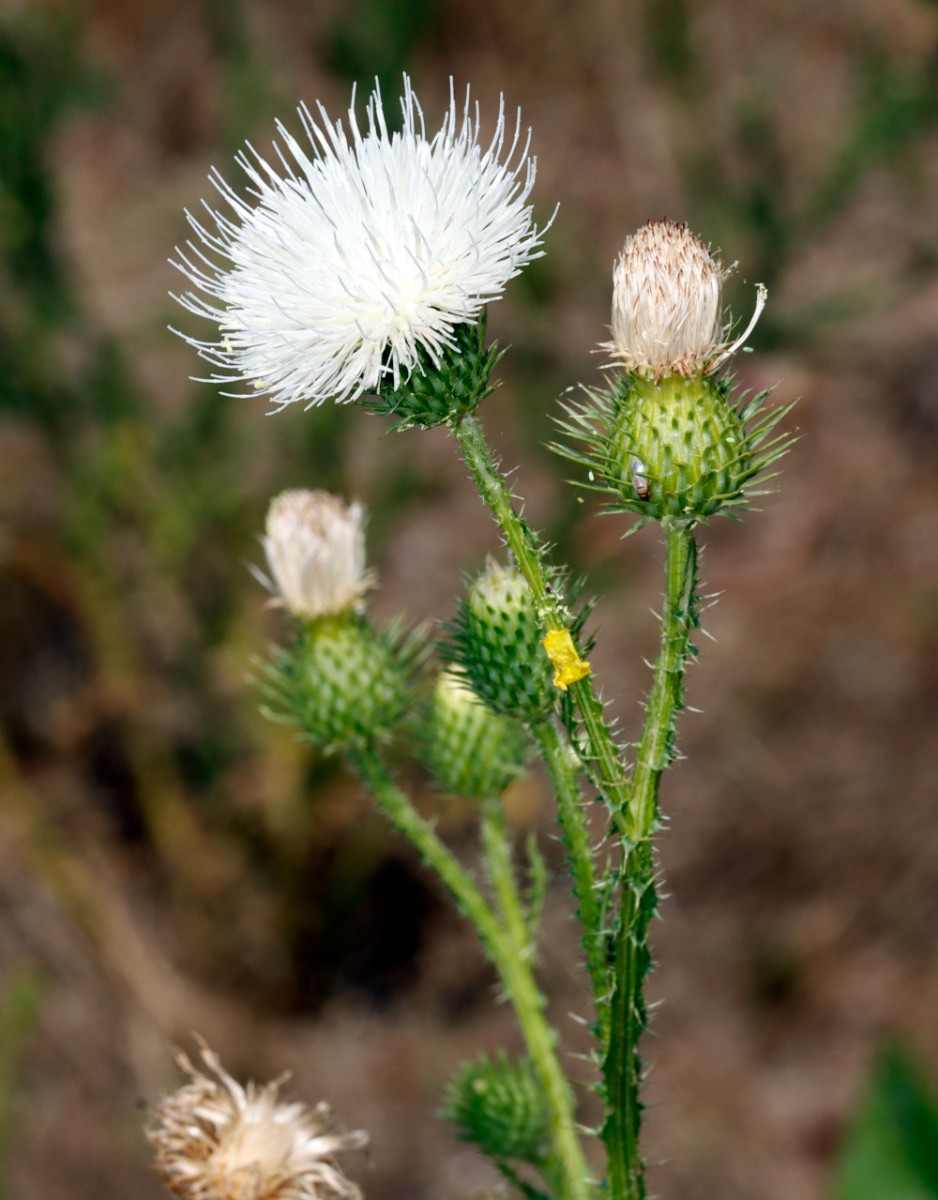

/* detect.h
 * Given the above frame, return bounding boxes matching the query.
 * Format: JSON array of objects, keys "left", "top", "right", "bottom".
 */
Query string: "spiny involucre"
[{"left": 172, "top": 76, "right": 548, "bottom": 411}]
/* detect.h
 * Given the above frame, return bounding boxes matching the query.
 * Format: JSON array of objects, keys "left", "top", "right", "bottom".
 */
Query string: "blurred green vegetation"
[
  {"left": 832, "top": 1044, "right": 938, "bottom": 1200},
  {"left": 675, "top": 20, "right": 938, "bottom": 345},
  {"left": 0, "top": 3, "right": 432, "bottom": 1014},
  {"left": 0, "top": 969, "right": 43, "bottom": 1200}
]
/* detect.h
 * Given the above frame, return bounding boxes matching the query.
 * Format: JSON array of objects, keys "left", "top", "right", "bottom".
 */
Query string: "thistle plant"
[{"left": 164, "top": 76, "right": 795, "bottom": 1200}]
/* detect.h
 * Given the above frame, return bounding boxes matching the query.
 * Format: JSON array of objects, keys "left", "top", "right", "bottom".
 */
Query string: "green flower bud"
[
  {"left": 260, "top": 614, "right": 420, "bottom": 754},
  {"left": 445, "top": 560, "right": 556, "bottom": 721},
  {"left": 421, "top": 670, "right": 528, "bottom": 800},
  {"left": 556, "top": 372, "right": 795, "bottom": 522},
  {"left": 612, "top": 372, "right": 748, "bottom": 519},
  {"left": 441, "top": 1053, "right": 551, "bottom": 1167},
  {"left": 555, "top": 220, "right": 794, "bottom": 523},
  {"left": 364, "top": 317, "right": 502, "bottom": 431}
]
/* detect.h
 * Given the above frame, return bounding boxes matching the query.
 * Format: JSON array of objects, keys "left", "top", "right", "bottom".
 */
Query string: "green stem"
[
  {"left": 480, "top": 795, "right": 532, "bottom": 954},
  {"left": 479, "top": 796, "right": 567, "bottom": 1200},
  {"left": 351, "top": 749, "right": 593, "bottom": 1200},
  {"left": 603, "top": 519, "right": 697, "bottom": 1200},
  {"left": 626, "top": 521, "right": 697, "bottom": 843},
  {"left": 531, "top": 718, "right": 608, "bottom": 1042},
  {"left": 453, "top": 412, "right": 631, "bottom": 835}
]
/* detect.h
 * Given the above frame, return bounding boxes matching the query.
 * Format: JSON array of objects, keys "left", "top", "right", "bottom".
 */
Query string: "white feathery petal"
[
  {"left": 605, "top": 219, "right": 765, "bottom": 378},
  {"left": 261, "top": 490, "right": 371, "bottom": 619},
  {"left": 172, "top": 77, "right": 548, "bottom": 410}
]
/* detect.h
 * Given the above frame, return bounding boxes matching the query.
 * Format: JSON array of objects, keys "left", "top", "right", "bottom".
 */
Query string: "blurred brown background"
[{"left": 1, "top": 0, "right": 937, "bottom": 1197}]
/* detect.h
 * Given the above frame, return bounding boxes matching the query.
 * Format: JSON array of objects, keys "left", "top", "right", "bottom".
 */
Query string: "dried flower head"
[
  {"left": 149, "top": 1042, "right": 368, "bottom": 1200},
  {"left": 261, "top": 490, "right": 371, "bottom": 620},
  {"left": 173, "top": 77, "right": 547, "bottom": 411},
  {"left": 606, "top": 220, "right": 766, "bottom": 379}
]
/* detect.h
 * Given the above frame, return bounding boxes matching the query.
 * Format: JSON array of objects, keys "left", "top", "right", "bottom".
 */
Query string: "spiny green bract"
[
  {"left": 421, "top": 670, "right": 529, "bottom": 800},
  {"left": 442, "top": 1052, "right": 551, "bottom": 1167},
  {"left": 554, "top": 372, "right": 795, "bottom": 523},
  {"left": 444, "top": 561, "right": 557, "bottom": 722},
  {"left": 258, "top": 614, "right": 423, "bottom": 754},
  {"left": 364, "top": 317, "right": 502, "bottom": 431}
]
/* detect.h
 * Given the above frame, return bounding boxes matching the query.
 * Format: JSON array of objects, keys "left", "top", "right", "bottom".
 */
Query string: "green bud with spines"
[
  {"left": 555, "top": 373, "right": 795, "bottom": 523},
  {"left": 259, "top": 613, "right": 422, "bottom": 754},
  {"left": 255, "top": 488, "right": 422, "bottom": 752},
  {"left": 445, "top": 560, "right": 556, "bottom": 722},
  {"left": 421, "top": 670, "right": 528, "bottom": 800},
  {"left": 364, "top": 316, "right": 502, "bottom": 431},
  {"left": 441, "top": 1052, "right": 552, "bottom": 1167}
]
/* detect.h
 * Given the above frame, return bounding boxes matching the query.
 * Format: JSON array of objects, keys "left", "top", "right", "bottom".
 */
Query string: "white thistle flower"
[
  {"left": 260, "top": 490, "right": 372, "bottom": 620},
  {"left": 149, "top": 1041, "right": 368, "bottom": 1200},
  {"left": 606, "top": 219, "right": 767, "bottom": 379},
  {"left": 173, "top": 77, "right": 548, "bottom": 411}
]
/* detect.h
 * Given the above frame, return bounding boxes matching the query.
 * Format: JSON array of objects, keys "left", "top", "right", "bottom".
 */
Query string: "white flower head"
[
  {"left": 173, "top": 77, "right": 548, "bottom": 411},
  {"left": 261, "top": 489, "right": 372, "bottom": 619},
  {"left": 606, "top": 219, "right": 767, "bottom": 379},
  {"left": 149, "top": 1040, "right": 368, "bottom": 1200}
]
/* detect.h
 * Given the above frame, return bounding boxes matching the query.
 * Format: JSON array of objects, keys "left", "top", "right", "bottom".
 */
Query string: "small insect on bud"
[
  {"left": 630, "top": 458, "right": 650, "bottom": 501},
  {"left": 149, "top": 1040, "right": 367, "bottom": 1200},
  {"left": 607, "top": 220, "right": 766, "bottom": 380},
  {"left": 261, "top": 490, "right": 372, "bottom": 621}
]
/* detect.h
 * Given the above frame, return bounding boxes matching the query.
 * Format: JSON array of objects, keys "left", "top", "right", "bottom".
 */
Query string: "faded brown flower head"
[
  {"left": 607, "top": 219, "right": 766, "bottom": 379},
  {"left": 149, "top": 1042, "right": 368, "bottom": 1200},
  {"left": 261, "top": 490, "right": 372, "bottom": 620}
]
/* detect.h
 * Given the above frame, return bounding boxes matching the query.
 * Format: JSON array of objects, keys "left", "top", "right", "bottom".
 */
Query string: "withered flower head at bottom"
[{"left": 149, "top": 1041, "right": 368, "bottom": 1200}]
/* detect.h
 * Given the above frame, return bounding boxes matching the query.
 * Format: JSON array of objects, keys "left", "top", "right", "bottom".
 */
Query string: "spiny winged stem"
[
  {"left": 350, "top": 748, "right": 593, "bottom": 1200},
  {"left": 531, "top": 717, "right": 609, "bottom": 1044},
  {"left": 453, "top": 412, "right": 630, "bottom": 837},
  {"left": 603, "top": 519, "right": 698, "bottom": 1200}
]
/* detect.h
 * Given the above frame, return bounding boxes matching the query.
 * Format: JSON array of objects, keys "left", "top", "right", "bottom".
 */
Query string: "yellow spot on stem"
[{"left": 541, "top": 629, "right": 591, "bottom": 690}]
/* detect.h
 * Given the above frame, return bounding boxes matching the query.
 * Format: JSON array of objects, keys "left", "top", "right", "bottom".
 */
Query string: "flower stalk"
[
  {"left": 602, "top": 518, "right": 698, "bottom": 1200},
  {"left": 530, "top": 717, "right": 608, "bottom": 1042},
  {"left": 453, "top": 411, "right": 632, "bottom": 838},
  {"left": 349, "top": 748, "right": 593, "bottom": 1200}
]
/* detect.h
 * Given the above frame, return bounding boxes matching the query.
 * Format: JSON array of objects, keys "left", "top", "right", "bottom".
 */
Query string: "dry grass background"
[{"left": 1, "top": 0, "right": 938, "bottom": 1198}]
